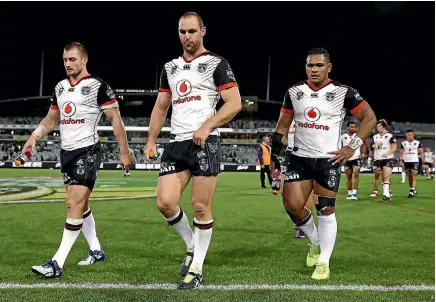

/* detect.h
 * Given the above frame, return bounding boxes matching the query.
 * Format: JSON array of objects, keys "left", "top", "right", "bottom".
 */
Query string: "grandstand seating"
[{"left": 0, "top": 116, "right": 434, "bottom": 165}]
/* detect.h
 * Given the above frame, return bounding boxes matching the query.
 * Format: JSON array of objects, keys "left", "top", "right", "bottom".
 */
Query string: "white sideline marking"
[
  {"left": 0, "top": 194, "right": 157, "bottom": 205},
  {"left": 0, "top": 283, "right": 433, "bottom": 291}
]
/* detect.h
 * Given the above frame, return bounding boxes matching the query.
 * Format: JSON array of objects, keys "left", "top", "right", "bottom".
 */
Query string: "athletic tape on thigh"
[{"left": 315, "top": 196, "right": 336, "bottom": 215}]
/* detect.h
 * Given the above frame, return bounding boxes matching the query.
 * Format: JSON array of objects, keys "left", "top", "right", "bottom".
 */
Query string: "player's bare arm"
[
  {"left": 329, "top": 103, "right": 376, "bottom": 165},
  {"left": 145, "top": 91, "right": 172, "bottom": 161},
  {"left": 104, "top": 107, "right": 131, "bottom": 169},
  {"left": 383, "top": 141, "right": 397, "bottom": 158},
  {"left": 419, "top": 146, "right": 425, "bottom": 164},
  {"left": 399, "top": 146, "right": 404, "bottom": 163},
  {"left": 22, "top": 108, "right": 60, "bottom": 153},
  {"left": 361, "top": 141, "right": 367, "bottom": 158},
  {"left": 194, "top": 86, "right": 242, "bottom": 147},
  {"left": 270, "top": 111, "right": 293, "bottom": 177}
]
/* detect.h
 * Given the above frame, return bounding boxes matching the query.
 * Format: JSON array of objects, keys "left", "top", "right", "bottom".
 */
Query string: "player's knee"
[
  {"left": 315, "top": 196, "right": 336, "bottom": 216},
  {"left": 192, "top": 200, "right": 211, "bottom": 218},
  {"left": 156, "top": 197, "right": 178, "bottom": 214}
]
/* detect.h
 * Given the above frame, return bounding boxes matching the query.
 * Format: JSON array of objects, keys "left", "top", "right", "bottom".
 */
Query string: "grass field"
[{"left": 0, "top": 168, "right": 434, "bottom": 301}]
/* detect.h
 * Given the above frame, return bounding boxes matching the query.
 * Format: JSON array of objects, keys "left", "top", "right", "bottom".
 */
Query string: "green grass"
[{"left": 0, "top": 168, "right": 433, "bottom": 301}]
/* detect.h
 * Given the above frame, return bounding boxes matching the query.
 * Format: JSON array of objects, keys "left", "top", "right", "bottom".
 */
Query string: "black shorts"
[
  {"left": 424, "top": 162, "right": 434, "bottom": 168},
  {"left": 60, "top": 142, "right": 102, "bottom": 190},
  {"left": 404, "top": 162, "right": 419, "bottom": 172},
  {"left": 344, "top": 159, "right": 361, "bottom": 170},
  {"left": 159, "top": 135, "right": 221, "bottom": 177},
  {"left": 374, "top": 159, "right": 393, "bottom": 171},
  {"left": 284, "top": 153, "right": 341, "bottom": 192}
]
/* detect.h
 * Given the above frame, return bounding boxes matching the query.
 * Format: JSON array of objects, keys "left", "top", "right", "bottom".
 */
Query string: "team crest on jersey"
[
  {"left": 183, "top": 64, "right": 191, "bottom": 70},
  {"left": 170, "top": 65, "right": 178, "bottom": 74},
  {"left": 81, "top": 86, "right": 91, "bottom": 95},
  {"left": 297, "top": 91, "right": 304, "bottom": 100},
  {"left": 198, "top": 63, "right": 207, "bottom": 73},
  {"left": 326, "top": 92, "right": 335, "bottom": 101}
]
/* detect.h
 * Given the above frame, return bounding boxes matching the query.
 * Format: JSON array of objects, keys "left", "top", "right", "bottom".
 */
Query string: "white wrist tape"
[
  {"left": 32, "top": 124, "right": 48, "bottom": 140},
  {"left": 348, "top": 136, "right": 363, "bottom": 150}
]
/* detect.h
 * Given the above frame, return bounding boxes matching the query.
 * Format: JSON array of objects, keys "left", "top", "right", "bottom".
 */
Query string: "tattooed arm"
[
  {"left": 352, "top": 103, "right": 377, "bottom": 142},
  {"left": 346, "top": 87, "right": 377, "bottom": 143}
]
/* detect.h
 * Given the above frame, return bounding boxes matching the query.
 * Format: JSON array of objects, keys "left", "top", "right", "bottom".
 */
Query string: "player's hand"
[
  {"left": 144, "top": 141, "right": 157, "bottom": 162},
  {"left": 328, "top": 146, "right": 355, "bottom": 166},
  {"left": 120, "top": 153, "right": 132, "bottom": 171},
  {"left": 22, "top": 135, "right": 37, "bottom": 154},
  {"left": 269, "top": 161, "right": 279, "bottom": 179},
  {"left": 360, "top": 153, "right": 366, "bottom": 159},
  {"left": 193, "top": 125, "right": 211, "bottom": 148},
  {"left": 261, "top": 165, "right": 265, "bottom": 169}
]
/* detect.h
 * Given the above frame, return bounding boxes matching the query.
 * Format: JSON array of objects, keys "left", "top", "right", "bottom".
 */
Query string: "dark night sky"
[{"left": 0, "top": 2, "right": 434, "bottom": 123}]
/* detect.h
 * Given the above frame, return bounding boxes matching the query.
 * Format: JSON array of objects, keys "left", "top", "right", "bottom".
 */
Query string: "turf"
[{"left": 0, "top": 168, "right": 433, "bottom": 301}]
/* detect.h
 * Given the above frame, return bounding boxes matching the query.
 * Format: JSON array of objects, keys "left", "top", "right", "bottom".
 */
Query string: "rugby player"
[
  {"left": 399, "top": 129, "right": 424, "bottom": 197},
  {"left": 270, "top": 48, "right": 377, "bottom": 280},
  {"left": 368, "top": 119, "right": 397, "bottom": 200},
  {"left": 423, "top": 147, "right": 434, "bottom": 180},
  {"left": 24, "top": 42, "right": 132, "bottom": 278},
  {"left": 144, "top": 12, "right": 242, "bottom": 289},
  {"left": 340, "top": 121, "right": 366, "bottom": 200}
]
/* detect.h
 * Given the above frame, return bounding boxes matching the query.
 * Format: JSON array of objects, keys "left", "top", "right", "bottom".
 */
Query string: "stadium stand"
[{"left": 0, "top": 116, "right": 434, "bottom": 166}]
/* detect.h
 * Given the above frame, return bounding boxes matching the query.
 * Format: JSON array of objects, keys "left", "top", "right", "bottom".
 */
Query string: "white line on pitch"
[{"left": 0, "top": 283, "right": 433, "bottom": 291}]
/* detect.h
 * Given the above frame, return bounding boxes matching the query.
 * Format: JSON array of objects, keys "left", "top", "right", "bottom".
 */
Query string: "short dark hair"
[
  {"left": 347, "top": 121, "right": 355, "bottom": 127},
  {"left": 179, "top": 12, "right": 204, "bottom": 28},
  {"left": 377, "top": 119, "right": 388, "bottom": 129},
  {"left": 406, "top": 129, "right": 414, "bottom": 133},
  {"left": 307, "top": 48, "right": 330, "bottom": 62},
  {"left": 64, "top": 42, "right": 88, "bottom": 59}
]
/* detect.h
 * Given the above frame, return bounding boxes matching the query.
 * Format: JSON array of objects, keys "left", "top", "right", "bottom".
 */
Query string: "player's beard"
[
  {"left": 66, "top": 67, "right": 82, "bottom": 78},
  {"left": 183, "top": 40, "right": 200, "bottom": 55}
]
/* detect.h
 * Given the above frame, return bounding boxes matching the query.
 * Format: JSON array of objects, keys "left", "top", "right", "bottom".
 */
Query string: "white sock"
[
  {"left": 317, "top": 213, "right": 337, "bottom": 266},
  {"left": 52, "top": 218, "right": 83, "bottom": 268},
  {"left": 352, "top": 189, "right": 357, "bottom": 195},
  {"left": 347, "top": 190, "right": 352, "bottom": 195},
  {"left": 82, "top": 208, "right": 102, "bottom": 251},
  {"left": 401, "top": 172, "right": 406, "bottom": 182},
  {"left": 191, "top": 218, "right": 214, "bottom": 274},
  {"left": 383, "top": 182, "right": 390, "bottom": 197},
  {"left": 298, "top": 213, "right": 319, "bottom": 244},
  {"left": 166, "top": 208, "right": 194, "bottom": 250}
]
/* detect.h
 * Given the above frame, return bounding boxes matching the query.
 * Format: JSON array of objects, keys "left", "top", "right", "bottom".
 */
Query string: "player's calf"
[
  {"left": 32, "top": 184, "right": 90, "bottom": 278},
  {"left": 311, "top": 196, "right": 337, "bottom": 280}
]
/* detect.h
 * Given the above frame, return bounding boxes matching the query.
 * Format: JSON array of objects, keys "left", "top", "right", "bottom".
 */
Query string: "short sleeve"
[
  {"left": 50, "top": 90, "right": 59, "bottom": 110},
  {"left": 97, "top": 82, "right": 118, "bottom": 110},
  {"left": 418, "top": 142, "right": 423, "bottom": 148},
  {"left": 158, "top": 66, "right": 171, "bottom": 93},
  {"left": 344, "top": 87, "right": 367, "bottom": 115},
  {"left": 390, "top": 136, "right": 397, "bottom": 144},
  {"left": 50, "top": 84, "right": 63, "bottom": 110},
  {"left": 213, "top": 59, "right": 238, "bottom": 91},
  {"left": 400, "top": 141, "right": 405, "bottom": 149},
  {"left": 280, "top": 90, "right": 294, "bottom": 114}
]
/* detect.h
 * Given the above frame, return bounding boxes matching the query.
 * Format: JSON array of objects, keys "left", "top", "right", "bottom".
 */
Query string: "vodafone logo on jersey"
[
  {"left": 176, "top": 79, "right": 192, "bottom": 97},
  {"left": 60, "top": 102, "right": 85, "bottom": 124},
  {"left": 297, "top": 106, "right": 329, "bottom": 131},
  {"left": 304, "top": 107, "right": 321, "bottom": 122},
  {"left": 173, "top": 79, "right": 202, "bottom": 105}
]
